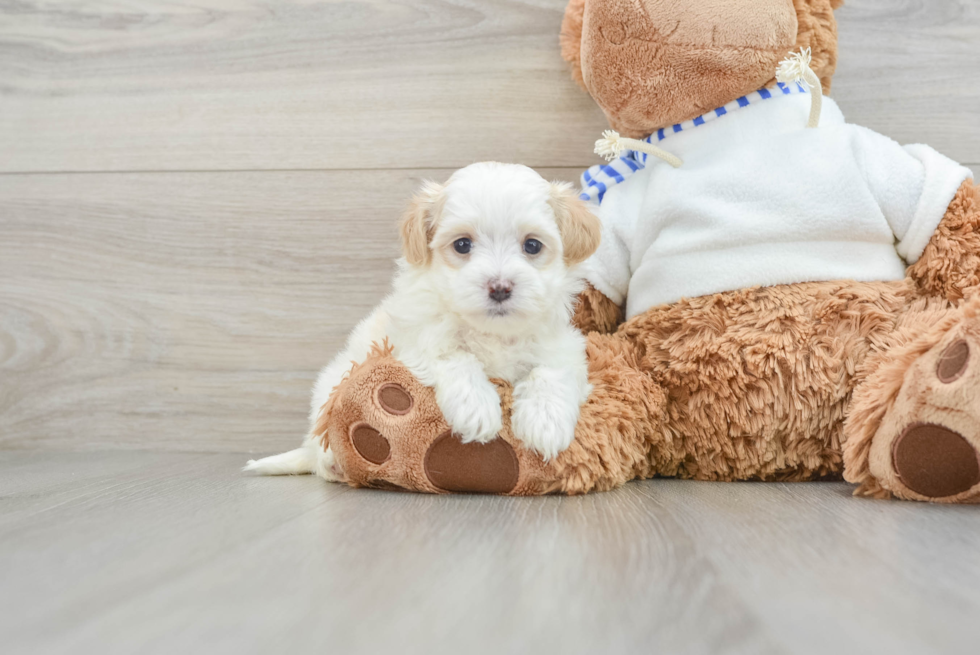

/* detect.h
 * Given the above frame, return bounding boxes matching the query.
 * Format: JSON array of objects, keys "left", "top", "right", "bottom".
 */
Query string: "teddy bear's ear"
[
  {"left": 559, "top": 0, "right": 588, "bottom": 89},
  {"left": 793, "top": 0, "right": 843, "bottom": 92},
  {"left": 549, "top": 182, "right": 602, "bottom": 266},
  {"left": 400, "top": 180, "right": 445, "bottom": 267}
]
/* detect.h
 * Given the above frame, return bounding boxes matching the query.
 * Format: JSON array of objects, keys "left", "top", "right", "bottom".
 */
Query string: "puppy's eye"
[
  {"left": 453, "top": 238, "right": 472, "bottom": 255},
  {"left": 523, "top": 238, "right": 543, "bottom": 256}
]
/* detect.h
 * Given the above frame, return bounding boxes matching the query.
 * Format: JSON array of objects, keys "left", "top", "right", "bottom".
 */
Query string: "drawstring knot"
[
  {"left": 776, "top": 47, "right": 823, "bottom": 128},
  {"left": 594, "top": 130, "right": 684, "bottom": 169}
]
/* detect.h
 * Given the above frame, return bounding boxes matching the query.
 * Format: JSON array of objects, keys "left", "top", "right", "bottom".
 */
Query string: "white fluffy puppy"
[{"left": 245, "top": 162, "right": 601, "bottom": 481}]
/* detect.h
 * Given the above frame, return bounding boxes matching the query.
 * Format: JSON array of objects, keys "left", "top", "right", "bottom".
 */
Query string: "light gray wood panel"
[
  {"left": 2, "top": 451, "right": 979, "bottom": 655},
  {"left": 0, "top": 0, "right": 607, "bottom": 173},
  {"left": 0, "top": 167, "right": 581, "bottom": 452},
  {"left": 1, "top": 0, "right": 978, "bottom": 173},
  {"left": 833, "top": 0, "right": 980, "bottom": 164}
]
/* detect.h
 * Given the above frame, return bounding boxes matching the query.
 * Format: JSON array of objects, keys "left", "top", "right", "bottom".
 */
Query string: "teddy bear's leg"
[
  {"left": 908, "top": 180, "right": 980, "bottom": 303},
  {"left": 318, "top": 334, "right": 667, "bottom": 495},
  {"left": 547, "top": 332, "right": 669, "bottom": 493},
  {"left": 843, "top": 297, "right": 980, "bottom": 502},
  {"left": 318, "top": 344, "right": 536, "bottom": 494}
]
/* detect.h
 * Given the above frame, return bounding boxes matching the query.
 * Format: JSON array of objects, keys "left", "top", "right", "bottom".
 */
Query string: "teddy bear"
[{"left": 315, "top": 0, "right": 980, "bottom": 503}]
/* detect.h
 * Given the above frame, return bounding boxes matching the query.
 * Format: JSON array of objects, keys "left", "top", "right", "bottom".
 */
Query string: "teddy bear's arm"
[
  {"left": 908, "top": 179, "right": 980, "bottom": 303},
  {"left": 572, "top": 283, "right": 624, "bottom": 335},
  {"left": 559, "top": 0, "right": 587, "bottom": 89}
]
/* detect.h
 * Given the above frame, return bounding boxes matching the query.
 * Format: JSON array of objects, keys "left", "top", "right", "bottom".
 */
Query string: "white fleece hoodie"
[{"left": 583, "top": 89, "right": 972, "bottom": 320}]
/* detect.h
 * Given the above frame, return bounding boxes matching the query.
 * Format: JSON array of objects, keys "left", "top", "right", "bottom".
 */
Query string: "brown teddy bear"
[{"left": 317, "top": 0, "right": 980, "bottom": 503}]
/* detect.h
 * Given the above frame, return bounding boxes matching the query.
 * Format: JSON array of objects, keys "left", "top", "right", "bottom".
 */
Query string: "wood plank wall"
[{"left": 2, "top": 0, "right": 978, "bottom": 453}]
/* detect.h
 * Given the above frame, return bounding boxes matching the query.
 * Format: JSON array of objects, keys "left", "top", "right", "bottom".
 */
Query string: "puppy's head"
[{"left": 399, "top": 162, "right": 601, "bottom": 331}]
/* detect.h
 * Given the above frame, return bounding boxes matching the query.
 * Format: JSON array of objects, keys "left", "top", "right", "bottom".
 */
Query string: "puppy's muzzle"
[{"left": 488, "top": 280, "right": 513, "bottom": 304}]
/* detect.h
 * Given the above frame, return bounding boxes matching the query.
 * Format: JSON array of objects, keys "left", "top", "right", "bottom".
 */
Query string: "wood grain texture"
[
  {"left": 2, "top": 451, "right": 979, "bottom": 655},
  {"left": 834, "top": 0, "right": 980, "bottom": 161},
  {"left": 1, "top": 0, "right": 978, "bottom": 173},
  {"left": 0, "top": 0, "right": 978, "bottom": 453},
  {"left": 0, "top": 167, "right": 581, "bottom": 452},
  {"left": 0, "top": 0, "right": 608, "bottom": 172},
  {"left": 3, "top": 4, "right": 980, "bottom": 652}
]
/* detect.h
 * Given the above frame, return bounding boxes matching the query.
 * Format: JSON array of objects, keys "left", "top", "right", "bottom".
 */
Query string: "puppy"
[{"left": 245, "top": 162, "right": 601, "bottom": 481}]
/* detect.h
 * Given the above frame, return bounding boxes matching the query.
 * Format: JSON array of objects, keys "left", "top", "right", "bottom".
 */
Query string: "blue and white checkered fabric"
[{"left": 579, "top": 82, "right": 811, "bottom": 205}]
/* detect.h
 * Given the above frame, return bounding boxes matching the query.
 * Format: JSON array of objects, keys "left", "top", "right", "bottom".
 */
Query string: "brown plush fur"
[
  {"left": 561, "top": 0, "right": 840, "bottom": 137},
  {"left": 908, "top": 180, "right": 980, "bottom": 302},
  {"left": 322, "top": 277, "right": 980, "bottom": 496},
  {"left": 843, "top": 297, "right": 980, "bottom": 503},
  {"left": 325, "top": 267, "right": 980, "bottom": 499},
  {"left": 559, "top": 0, "right": 587, "bottom": 89},
  {"left": 571, "top": 283, "right": 623, "bottom": 335},
  {"left": 316, "top": 0, "right": 980, "bottom": 503}
]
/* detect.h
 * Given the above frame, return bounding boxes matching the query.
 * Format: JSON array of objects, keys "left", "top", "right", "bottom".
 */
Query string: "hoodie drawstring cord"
[
  {"left": 594, "top": 130, "right": 684, "bottom": 168},
  {"left": 776, "top": 47, "right": 823, "bottom": 129}
]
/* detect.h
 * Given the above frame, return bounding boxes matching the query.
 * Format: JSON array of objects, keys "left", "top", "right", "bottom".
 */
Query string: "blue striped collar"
[{"left": 580, "top": 82, "right": 810, "bottom": 204}]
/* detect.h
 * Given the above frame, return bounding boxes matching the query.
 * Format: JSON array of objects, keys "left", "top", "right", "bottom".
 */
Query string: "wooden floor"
[
  {"left": 2, "top": 1, "right": 980, "bottom": 653},
  {"left": 3, "top": 451, "right": 980, "bottom": 655}
]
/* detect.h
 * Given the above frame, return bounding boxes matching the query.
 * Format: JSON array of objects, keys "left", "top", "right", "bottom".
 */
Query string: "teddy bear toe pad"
[
  {"left": 346, "top": 382, "right": 414, "bottom": 466},
  {"left": 378, "top": 383, "right": 413, "bottom": 415},
  {"left": 936, "top": 339, "right": 970, "bottom": 383},
  {"left": 350, "top": 423, "right": 391, "bottom": 465}
]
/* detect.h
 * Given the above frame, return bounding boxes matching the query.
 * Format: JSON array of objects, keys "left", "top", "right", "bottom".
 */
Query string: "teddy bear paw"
[
  {"left": 319, "top": 345, "right": 557, "bottom": 495},
  {"left": 853, "top": 326, "right": 980, "bottom": 503}
]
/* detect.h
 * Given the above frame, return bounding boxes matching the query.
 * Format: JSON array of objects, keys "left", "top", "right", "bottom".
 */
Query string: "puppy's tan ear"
[
  {"left": 550, "top": 182, "right": 601, "bottom": 266},
  {"left": 400, "top": 180, "right": 445, "bottom": 266}
]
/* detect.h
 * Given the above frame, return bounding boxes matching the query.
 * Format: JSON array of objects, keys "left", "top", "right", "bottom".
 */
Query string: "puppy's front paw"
[
  {"left": 511, "top": 391, "right": 579, "bottom": 461},
  {"left": 437, "top": 377, "right": 503, "bottom": 444}
]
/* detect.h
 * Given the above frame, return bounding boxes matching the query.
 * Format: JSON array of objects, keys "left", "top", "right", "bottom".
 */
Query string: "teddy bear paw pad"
[
  {"left": 423, "top": 431, "right": 519, "bottom": 494},
  {"left": 892, "top": 424, "right": 980, "bottom": 498},
  {"left": 377, "top": 383, "right": 413, "bottom": 415},
  {"left": 350, "top": 423, "right": 391, "bottom": 464},
  {"left": 345, "top": 382, "right": 414, "bottom": 466},
  {"left": 936, "top": 339, "right": 970, "bottom": 383},
  {"left": 867, "top": 329, "right": 980, "bottom": 502}
]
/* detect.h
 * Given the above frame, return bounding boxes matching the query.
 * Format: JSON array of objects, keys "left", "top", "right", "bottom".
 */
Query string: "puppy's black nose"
[{"left": 488, "top": 282, "right": 513, "bottom": 303}]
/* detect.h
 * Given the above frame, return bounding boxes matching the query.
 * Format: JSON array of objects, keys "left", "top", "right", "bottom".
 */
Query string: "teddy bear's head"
[{"left": 561, "top": 0, "right": 843, "bottom": 138}]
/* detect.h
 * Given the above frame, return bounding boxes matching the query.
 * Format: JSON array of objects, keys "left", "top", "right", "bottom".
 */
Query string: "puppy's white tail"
[{"left": 243, "top": 446, "right": 317, "bottom": 476}]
